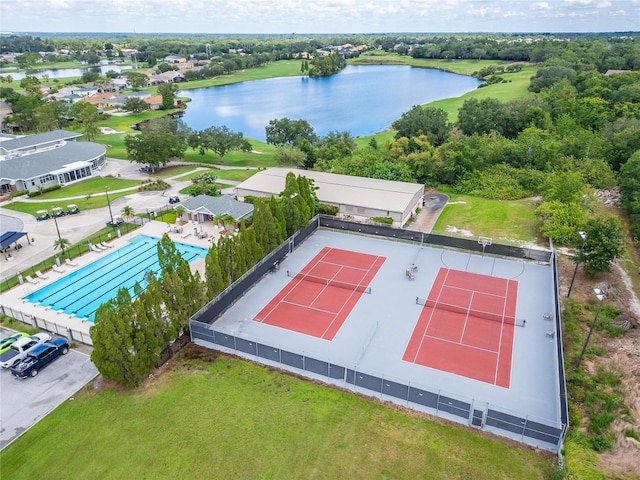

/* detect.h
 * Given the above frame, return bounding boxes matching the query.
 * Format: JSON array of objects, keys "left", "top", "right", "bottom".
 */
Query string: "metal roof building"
[
  {"left": 235, "top": 168, "right": 424, "bottom": 227},
  {"left": 0, "top": 130, "right": 106, "bottom": 194}
]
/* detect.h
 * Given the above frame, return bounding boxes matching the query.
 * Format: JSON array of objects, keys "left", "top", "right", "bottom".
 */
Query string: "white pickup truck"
[{"left": 0, "top": 333, "right": 52, "bottom": 368}]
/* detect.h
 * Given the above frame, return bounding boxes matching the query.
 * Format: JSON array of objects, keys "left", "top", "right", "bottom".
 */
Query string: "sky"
[{"left": 1, "top": 0, "right": 639, "bottom": 34}]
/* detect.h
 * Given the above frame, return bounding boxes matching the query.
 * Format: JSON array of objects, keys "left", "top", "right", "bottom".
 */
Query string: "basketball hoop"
[{"left": 478, "top": 236, "right": 492, "bottom": 255}]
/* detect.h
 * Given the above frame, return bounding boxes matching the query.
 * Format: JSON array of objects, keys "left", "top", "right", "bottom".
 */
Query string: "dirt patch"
[
  {"left": 558, "top": 253, "right": 640, "bottom": 478},
  {"left": 445, "top": 226, "right": 475, "bottom": 237}
]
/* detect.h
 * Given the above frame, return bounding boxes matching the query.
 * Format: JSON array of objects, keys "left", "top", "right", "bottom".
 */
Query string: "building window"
[
  {"left": 357, "top": 207, "right": 365, "bottom": 214},
  {"left": 39, "top": 174, "right": 54, "bottom": 183}
]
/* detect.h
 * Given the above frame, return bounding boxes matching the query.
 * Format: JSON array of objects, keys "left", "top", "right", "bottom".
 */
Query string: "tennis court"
[
  {"left": 254, "top": 247, "right": 385, "bottom": 340},
  {"left": 193, "top": 227, "right": 563, "bottom": 451},
  {"left": 404, "top": 268, "right": 518, "bottom": 388}
]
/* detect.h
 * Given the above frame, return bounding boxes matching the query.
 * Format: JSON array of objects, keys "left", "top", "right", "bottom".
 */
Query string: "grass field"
[
  {"left": 1, "top": 347, "right": 553, "bottom": 479},
  {"left": 431, "top": 191, "right": 541, "bottom": 244}
]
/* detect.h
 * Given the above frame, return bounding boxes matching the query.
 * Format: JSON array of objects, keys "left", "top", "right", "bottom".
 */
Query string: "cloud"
[{"left": 0, "top": 0, "right": 638, "bottom": 33}]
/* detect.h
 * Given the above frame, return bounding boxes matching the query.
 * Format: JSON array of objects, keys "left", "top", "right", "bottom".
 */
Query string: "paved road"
[{"left": 0, "top": 326, "right": 99, "bottom": 450}]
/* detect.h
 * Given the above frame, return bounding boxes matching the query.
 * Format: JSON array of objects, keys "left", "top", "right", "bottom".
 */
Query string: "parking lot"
[{"left": 0, "top": 327, "right": 99, "bottom": 449}]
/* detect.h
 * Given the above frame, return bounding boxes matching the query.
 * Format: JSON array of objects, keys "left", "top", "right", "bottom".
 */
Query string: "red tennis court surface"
[
  {"left": 254, "top": 247, "right": 385, "bottom": 340},
  {"left": 403, "top": 268, "right": 518, "bottom": 388}
]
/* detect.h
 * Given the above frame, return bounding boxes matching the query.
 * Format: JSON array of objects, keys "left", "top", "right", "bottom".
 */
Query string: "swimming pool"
[{"left": 23, "top": 235, "right": 208, "bottom": 322}]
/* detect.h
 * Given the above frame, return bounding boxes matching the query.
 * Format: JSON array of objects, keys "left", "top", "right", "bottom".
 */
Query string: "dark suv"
[{"left": 11, "top": 338, "right": 69, "bottom": 378}]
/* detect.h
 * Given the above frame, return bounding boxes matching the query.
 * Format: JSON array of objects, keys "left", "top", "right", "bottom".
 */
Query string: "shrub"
[
  {"left": 316, "top": 204, "right": 339, "bottom": 215},
  {"left": 10, "top": 189, "right": 28, "bottom": 198},
  {"left": 369, "top": 216, "right": 393, "bottom": 225}
]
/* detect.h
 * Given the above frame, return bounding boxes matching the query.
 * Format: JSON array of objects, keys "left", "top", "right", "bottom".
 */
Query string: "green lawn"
[
  {"left": 1, "top": 350, "right": 552, "bottom": 479},
  {"left": 2, "top": 177, "right": 142, "bottom": 217},
  {"left": 214, "top": 168, "right": 259, "bottom": 182},
  {"left": 431, "top": 192, "right": 541, "bottom": 244},
  {"left": 151, "top": 165, "right": 200, "bottom": 179}
]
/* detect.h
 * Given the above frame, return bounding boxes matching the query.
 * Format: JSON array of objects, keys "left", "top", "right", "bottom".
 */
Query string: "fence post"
[{"left": 66, "top": 326, "right": 73, "bottom": 343}]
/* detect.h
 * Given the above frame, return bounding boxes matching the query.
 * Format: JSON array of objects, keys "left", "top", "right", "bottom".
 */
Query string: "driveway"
[
  {"left": 408, "top": 193, "right": 449, "bottom": 233},
  {"left": 0, "top": 326, "right": 99, "bottom": 450}
]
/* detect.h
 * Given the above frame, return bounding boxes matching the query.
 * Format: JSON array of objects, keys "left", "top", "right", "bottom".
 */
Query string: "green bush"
[
  {"left": 369, "top": 216, "right": 393, "bottom": 225},
  {"left": 316, "top": 204, "right": 339, "bottom": 215},
  {"left": 10, "top": 189, "right": 28, "bottom": 198},
  {"left": 454, "top": 165, "right": 544, "bottom": 200},
  {"left": 27, "top": 184, "right": 62, "bottom": 197}
]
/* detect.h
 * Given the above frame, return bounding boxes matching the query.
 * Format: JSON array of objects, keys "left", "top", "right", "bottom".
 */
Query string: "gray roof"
[
  {"left": 0, "top": 130, "right": 82, "bottom": 154},
  {"left": 0, "top": 142, "right": 106, "bottom": 181},
  {"left": 181, "top": 194, "right": 253, "bottom": 220},
  {"left": 236, "top": 168, "right": 424, "bottom": 214}
]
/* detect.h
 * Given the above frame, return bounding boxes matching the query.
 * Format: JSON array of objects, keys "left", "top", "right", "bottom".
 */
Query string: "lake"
[
  {"left": 0, "top": 65, "right": 134, "bottom": 81},
  {"left": 177, "top": 65, "right": 482, "bottom": 141}
]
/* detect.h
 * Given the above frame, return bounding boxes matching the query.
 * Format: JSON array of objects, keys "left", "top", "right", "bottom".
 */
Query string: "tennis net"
[
  {"left": 287, "top": 270, "right": 371, "bottom": 294},
  {"left": 415, "top": 297, "right": 525, "bottom": 327}
]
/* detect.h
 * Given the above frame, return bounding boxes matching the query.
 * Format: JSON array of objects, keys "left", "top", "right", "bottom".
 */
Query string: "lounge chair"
[
  {"left": 52, "top": 264, "right": 66, "bottom": 274},
  {"left": 26, "top": 275, "right": 39, "bottom": 285},
  {"left": 100, "top": 241, "right": 114, "bottom": 249},
  {"left": 91, "top": 244, "right": 103, "bottom": 253},
  {"left": 181, "top": 231, "right": 191, "bottom": 239},
  {"left": 65, "top": 258, "right": 78, "bottom": 267},
  {"left": 35, "top": 270, "right": 48, "bottom": 280}
]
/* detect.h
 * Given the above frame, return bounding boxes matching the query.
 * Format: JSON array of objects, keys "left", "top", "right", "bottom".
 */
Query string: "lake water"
[
  {"left": 0, "top": 64, "right": 133, "bottom": 81},
  {"left": 177, "top": 65, "right": 482, "bottom": 141}
]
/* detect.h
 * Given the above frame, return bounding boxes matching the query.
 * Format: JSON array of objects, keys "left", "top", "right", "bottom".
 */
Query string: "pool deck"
[{"left": 0, "top": 220, "right": 224, "bottom": 343}]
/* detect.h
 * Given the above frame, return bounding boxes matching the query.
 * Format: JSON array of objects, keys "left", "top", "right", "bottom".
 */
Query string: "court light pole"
[
  {"left": 575, "top": 288, "right": 605, "bottom": 369},
  {"left": 105, "top": 187, "right": 114, "bottom": 226},
  {"left": 567, "top": 230, "right": 587, "bottom": 297}
]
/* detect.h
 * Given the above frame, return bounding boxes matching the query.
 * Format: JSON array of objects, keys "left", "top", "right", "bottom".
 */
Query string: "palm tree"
[
  {"left": 54, "top": 237, "right": 70, "bottom": 259},
  {"left": 121, "top": 205, "right": 136, "bottom": 222},
  {"left": 173, "top": 205, "right": 186, "bottom": 222},
  {"left": 214, "top": 213, "right": 236, "bottom": 230}
]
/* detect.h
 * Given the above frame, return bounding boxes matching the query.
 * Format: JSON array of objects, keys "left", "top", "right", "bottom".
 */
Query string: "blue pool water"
[{"left": 23, "top": 235, "right": 208, "bottom": 322}]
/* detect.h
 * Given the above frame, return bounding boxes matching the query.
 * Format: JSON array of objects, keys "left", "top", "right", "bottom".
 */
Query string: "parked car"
[
  {"left": 0, "top": 332, "right": 29, "bottom": 355},
  {"left": 0, "top": 333, "right": 52, "bottom": 368},
  {"left": 169, "top": 195, "right": 180, "bottom": 204},
  {"left": 11, "top": 338, "right": 69, "bottom": 378}
]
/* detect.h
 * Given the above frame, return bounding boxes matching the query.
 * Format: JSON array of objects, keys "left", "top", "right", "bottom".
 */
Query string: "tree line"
[{"left": 90, "top": 172, "right": 317, "bottom": 387}]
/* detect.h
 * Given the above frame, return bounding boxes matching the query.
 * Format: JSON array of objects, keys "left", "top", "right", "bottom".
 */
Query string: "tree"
[
  {"left": 315, "top": 131, "right": 357, "bottom": 162},
  {"left": 125, "top": 117, "right": 187, "bottom": 171},
  {"left": 204, "top": 245, "right": 227, "bottom": 298},
  {"left": 457, "top": 98, "right": 507, "bottom": 137},
  {"left": 91, "top": 288, "right": 161, "bottom": 388},
  {"left": 392, "top": 106, "right": 450, "bottom": 146},
  {"left": 618, "top": 151, "right": 640, "bottom": 241},
  {"left": 265, "top": 118, "right": 317, "bottom": 146},
  {"left": 126, "top": 72, "right": 149, "bottom": 90},
  {"left": 121, "top": 206, "right": 136, "bottom": 222},
  {"left": 71, "top": 102, "right": 100, "bottom": 141},
  {"left": 187, "top": 125, "right": 252, "bottom": 162},
  {"left": 582, "top": 216, "right": 626, "bottom": 277},
  {"left": 157, "top": 83, "right": 177, "bottom": 110},
  {"left": 535, "top": 200, "right": 588, "bottom": 245},
  {"left": 274, "top": 144, "right": 307, "bottom": 167},
  {"left": 36, "top": 100, "right": 67, "bottom": 132},
  {"left": 53, "top": 237, "right": 70, "bottom": 259},
  {"left": 124, "top": 97, "right": 149, "bottom": 113}
]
